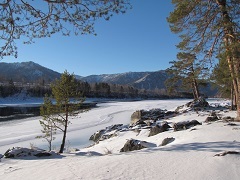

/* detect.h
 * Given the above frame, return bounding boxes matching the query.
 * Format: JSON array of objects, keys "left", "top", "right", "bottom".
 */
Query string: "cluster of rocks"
[
  {"left": 119, "top": 137, "right": 176, "bottom": 152},
  {"left": 130, "top": 108, "right": 176, "bottom": 127},
  {"left": 204, "top": 111, "right": 220, "bottom": 122},
  {"left": 204, "top": 111, "right": 235, "bottom": 123},
  {"left": 89, "top": 124, "right": 127, "bottom": 142},
  {"left": 186, "top": 97, "right": 209, "bottom": 108},
  {"left": 3, "top": 147, "right": 53, "bottom": 158},
  {"left": 89, "top": 98, "right": 231, "bottom": 153},
  {"left": 148, "top": 122, "right": 171, "bottom": 136},
  {"left": 173, "top": 120, "right": 202, "bottom": 131},
  {"left": 120, "top": 139, "right": 151, "bottom": 152}
]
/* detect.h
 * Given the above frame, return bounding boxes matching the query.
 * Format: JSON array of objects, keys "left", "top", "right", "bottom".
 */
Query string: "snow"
[{"left": 0, "top": 99, "right": 240, "bottom": 180}]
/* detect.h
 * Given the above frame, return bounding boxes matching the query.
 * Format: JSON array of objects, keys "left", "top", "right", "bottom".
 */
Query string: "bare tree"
[{"left": 0, "top": 0, "right": 131, "bottom": 58}]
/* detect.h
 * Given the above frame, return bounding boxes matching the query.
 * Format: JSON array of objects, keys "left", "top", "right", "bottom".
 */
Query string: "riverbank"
[{"left": 1, "top": 99, "right": 239, "bottom": 180}]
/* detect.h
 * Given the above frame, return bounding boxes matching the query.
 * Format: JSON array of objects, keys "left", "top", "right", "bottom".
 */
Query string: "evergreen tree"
[
  {"left": 40, "top": 70, "right": 84, "bottom": 153},
  {"left": 167, "top": 0, "right": 240, "bottom": 118},
  {"left": 8, "top": 79, "right": 16, "bottom": 96},
  {"left": 165, "top": 52, "right": 206, "bottom": 99},
  {"left": 211, "top": 53, "right": 236, "bottom": 108},
  {"left": 37, "top": 95, "right": 57, "bottom": 151}
]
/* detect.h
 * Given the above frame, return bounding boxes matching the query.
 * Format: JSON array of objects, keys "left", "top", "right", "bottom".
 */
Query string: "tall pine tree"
[{"left": 167, "top": 0, "right": 240, "bottom": 119}]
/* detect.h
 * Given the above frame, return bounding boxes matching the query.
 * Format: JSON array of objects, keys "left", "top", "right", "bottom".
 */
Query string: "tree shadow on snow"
[
  {"left": 141, "top": 141, "right": 240, "bottom": 153},
  {"left": 75, "top": 151, "right": 103, "bottom": 157}
]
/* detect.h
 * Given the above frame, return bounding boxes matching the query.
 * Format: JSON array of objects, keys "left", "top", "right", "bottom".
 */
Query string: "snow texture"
[{"left": 0, "top": 98, "right": 240, "bottom": 180}]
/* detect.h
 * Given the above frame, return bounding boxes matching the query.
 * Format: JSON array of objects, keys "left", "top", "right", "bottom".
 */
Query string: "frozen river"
[{"left": 0, "top": 99, "right": 191, "bottom": 154}]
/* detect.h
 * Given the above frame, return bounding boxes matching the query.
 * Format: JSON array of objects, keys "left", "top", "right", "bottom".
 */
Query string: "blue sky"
[{"left": 3, "top": 0, "right": 180, "bottom": 77}]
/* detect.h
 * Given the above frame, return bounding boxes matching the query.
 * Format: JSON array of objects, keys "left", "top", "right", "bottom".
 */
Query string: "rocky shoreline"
[{"left": 88, "top": 98, "right": 233, "bottom": 152}]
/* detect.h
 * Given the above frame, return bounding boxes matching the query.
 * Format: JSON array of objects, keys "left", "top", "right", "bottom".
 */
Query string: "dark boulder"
[
  {"left": 148, "top": 122, "right": 171, "bottom": 137},
  {"left": 173, "top": 120, "right": 201, "bottom": 131},
  {"left": 222, "top": 116, "right": 234, "bottom": 122},
  {"left": 189, "top": 119, "right": 202, "bottom": 126},
  {"left": 3, "top": 147, "right": 52, "bottom": 158},
  {"left": 89, "top": 129, "right": 105, "bottom": 142},
  {"left": 149, "top": 125, "right": 164, "bottom": 137},
  {"left": 89, "top": 124, "right": 124, "bottom": 142},
  {"left": 34, "top": 152, "right": 52, "bottom": 157},
  {"left": 205, "top": 111, "right": 219, "bottom": 122},
  {"left": 134, "top": 120, "right": 148, "bottom": 126},
  {"left": 120, "top": 139, "right": 149, "bottom": 152},
  {"left": 164, "top": 111, "right": 176, "bottom": 117},
  {"left": 161, "top": 137, "right": 175, "bottom": 146},
  {"left": 186, "top": 97, "right": 209, "bottom": 108}
]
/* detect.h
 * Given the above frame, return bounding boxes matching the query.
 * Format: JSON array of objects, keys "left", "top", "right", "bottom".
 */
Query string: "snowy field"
[{"left": 0, "top": 99, "right": 240, "bottom": 180}]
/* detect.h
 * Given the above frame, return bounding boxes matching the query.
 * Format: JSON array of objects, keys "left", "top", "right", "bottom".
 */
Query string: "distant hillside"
[
  {"left": 0, "top": 61, "right": 217, "bottom": 97},
  {"left": 0, "top": 61, "right": 61, "bottom": 83},
  {"left": 80, "top": 70, "right": 168, "bottom": 90}
]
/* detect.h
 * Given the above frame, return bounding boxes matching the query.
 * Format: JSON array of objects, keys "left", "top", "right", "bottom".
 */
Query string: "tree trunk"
[
  {"left": 217, "top": 0, "right": 240, "bottom": 120},
  {"left": 190, "top": 65, "right": 200, "bottom": 100},
  {"left": 59, "top": 105, "right": 69, "bottom": 153},
  {"left": 193, "top": 78, "right": 200, "bottom": 99}
]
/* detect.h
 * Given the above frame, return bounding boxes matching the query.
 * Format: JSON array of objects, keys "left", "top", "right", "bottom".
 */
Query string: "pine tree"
[
  {"left": 165, "top": 52, "right": 207, "bottom": 99},
  {"left": 37, "top": 95, "right": 57, "bottom": 151},
  {"left": 39, "top": 70, "right": 84, "bottom": 153},
  {"left": 211, "top": 53, "right": 236, "bottom": 108},
  {"left": 167, "top": 0, "right": 240, "bottom": 119}
]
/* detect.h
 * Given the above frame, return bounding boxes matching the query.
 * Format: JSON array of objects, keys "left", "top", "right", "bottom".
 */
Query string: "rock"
[
  {"left": 34, "top": 152, "right": 52, "bottom": 157},
  {"left": 89, "top": 129, "right": 105, "bottom": 142},
  {"left": 106, "top": 124, "right": 123, "bottom": 131},
  {"left": 224, "top": 123, "right": 238, "bottom": 126},
  {"left": 173, "top": 120, "right": 201, "bottom": 131},
  {"left": 189, "top": 119, "right": 202, "bottom": 126},
  {"left": 134, "top": 120, "right": 148, "bottom": 126},
  {"left": 186, "top": 97, "right": 209, "bottom": 108},
  {"left": 205, "top": 112, "right": 219, "bottom": 122},
  {"left": 173, "top": 122, "right": 187, "bottom": 131},
  {"left": 130, "top": 108, "right": 171, "bottom": 126},
  {"left": 222, "top": 116, "right": 235, "bottom": 122},
  {"left": 165, "top": 111, "right": 176, "bottom": 117},
  {"left": 99, "top": 132, "right": 118, "bottom": 141},
  {"left": 89, "top": 124, "right": 124, "bottom": 142},
  {"left": 148, "top": 122, "right": 171, "bottom": 137},
  {"left": 144, "top": 120, "right": 154, "bottom": 126},
  {"left": 149, "top": 125, "right": 164, "bottom": 137},
  {"left": 4, "top": 148, "right": 15, "bottom": 158},
  {"left": 130, "top": 110, "right": 141, "bottom": 126},
  {"left": 0, "top": 154, "right": 3, "bottom": 162},
  {"left": 141, "top": 109, "right": 166, "bottom": 120},
  {"left": 161, "top": 121, "right": 172, "bottom": 129},
  {"left": 161, "top": 137, "right": 175, "bottom": 146},
  {"left": 120, "top": 139, "right": 149, "bottom": 152},
  {"left": 3, "top": 147, "right": 52, "bottom": 158}
]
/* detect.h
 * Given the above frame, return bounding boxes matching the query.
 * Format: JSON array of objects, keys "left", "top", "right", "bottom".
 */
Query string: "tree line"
[{"left": 0, "top": 77, "right": 194, "bottom": 99}]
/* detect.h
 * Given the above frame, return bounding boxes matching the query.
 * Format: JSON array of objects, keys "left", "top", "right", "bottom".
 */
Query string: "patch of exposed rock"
[
  {"left": 130, "top": 108, "right": 176, "bottom": 126},
  {"left": 120, "top": 139, "right": 155, "bottom": 152},
  {"left": 186, "top": 97, "right": 209, "bottom": 108},
  {"left": 148, "top": 122, "right": 171, "bottom": 137},
  {"left": 3, "top": 147, "right": 53, "bottom": 158},
  {"left": 161, "top": 137, "right": 175, "bottom": 146},
  {"left": 204, "top": 111, "right": 220, "bottom": 122},
  {"left": 173, "top": 120, "right": 202, "bottom": 131},
  {"left": 89, "top": 124, "right": 126, "bottom": 142}
]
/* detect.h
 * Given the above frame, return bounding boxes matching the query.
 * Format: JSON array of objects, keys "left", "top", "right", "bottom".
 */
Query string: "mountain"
[
  {"left": 80, "top": 70, "right": 168, "bottom": 90},
  {"left": 0, "top": 61, "right": 61, "bottom": 83},
  {"left": 0, "top": 61, "right": 217, "bottom": 97}
]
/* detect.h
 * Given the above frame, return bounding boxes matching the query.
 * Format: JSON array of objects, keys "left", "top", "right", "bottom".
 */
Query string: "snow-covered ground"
[{"left": 0, "top": 99, "right": 240, "bottom": 180}]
